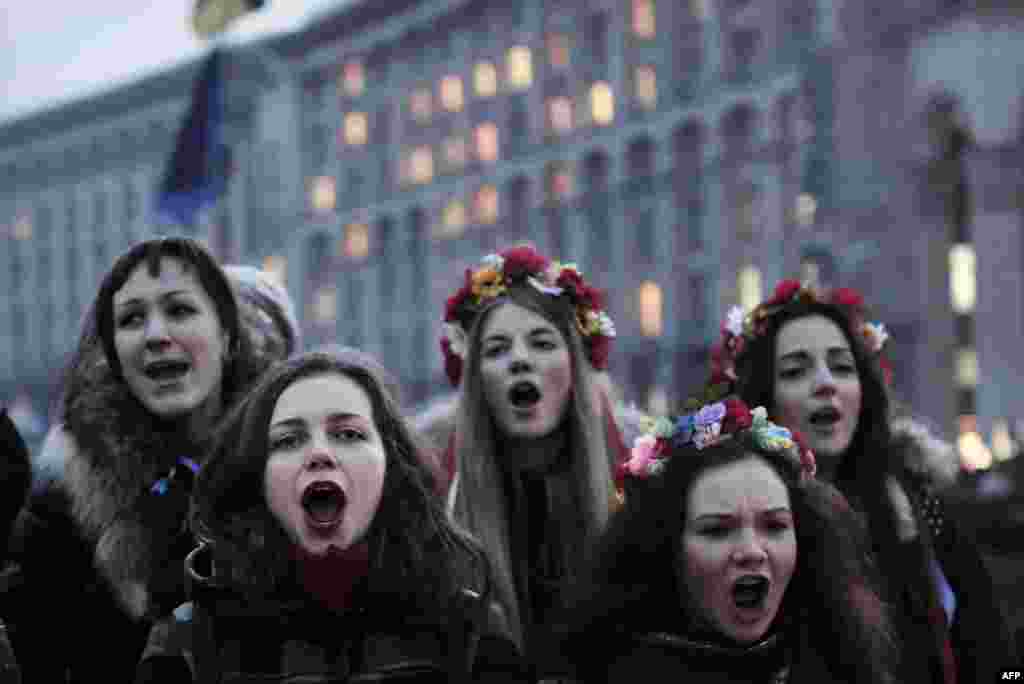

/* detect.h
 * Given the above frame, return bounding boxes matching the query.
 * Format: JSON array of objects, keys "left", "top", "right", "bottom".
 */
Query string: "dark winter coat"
[{"left": 135, "top": 544, "right": 529, "bottom": 684}]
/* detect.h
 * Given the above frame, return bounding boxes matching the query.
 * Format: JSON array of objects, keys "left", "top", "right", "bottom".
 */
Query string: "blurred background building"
[{"left": 2, "top": 0, "right": 1023, "bottom": 481}]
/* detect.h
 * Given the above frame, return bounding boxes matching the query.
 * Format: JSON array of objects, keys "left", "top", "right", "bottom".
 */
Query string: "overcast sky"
[{"left": 0, "top": 1, "right": 346, "bottom": 125}]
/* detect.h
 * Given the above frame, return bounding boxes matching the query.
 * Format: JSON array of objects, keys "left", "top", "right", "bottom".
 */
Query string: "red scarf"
[{"left": 293, "top": 541, "right": 371, "bottom": 615}]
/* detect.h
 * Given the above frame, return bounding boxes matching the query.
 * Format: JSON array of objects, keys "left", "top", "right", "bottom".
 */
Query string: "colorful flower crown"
[
  {"left": 710, "top": 279, "right": 893, "bottom": 389},
  {"left": 620, "top": 396, "right": 817, "bottom": 482},
  {"left": 441, "top": 245, "right": 616, "bottom": 386}
]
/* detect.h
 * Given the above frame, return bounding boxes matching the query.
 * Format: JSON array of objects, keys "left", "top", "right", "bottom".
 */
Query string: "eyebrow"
[
  {"left": 693, "top": 507, "right": 792, "bottom": 522},
  {"left": 114, "top": 289, "right": 193, "bottom": 310},
  {"left": 484, "top": 326, "right": 558, "bottom": 342},
  {"left": 269, "top": 412, "right": 368, "bottom": 430},
  {"left": 777, "top": 347, "right": 853, "bottom": 364}
]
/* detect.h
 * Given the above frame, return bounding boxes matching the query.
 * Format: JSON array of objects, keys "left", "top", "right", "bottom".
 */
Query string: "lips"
[
  {"left": 144, "top": 359, "right": 191, "bottom": 382},
  {"left": 301, "top": 481, "right": 346, "bottom": 528},
  {"left": 508, "top": 381, "right": 541, "bottom": 408},
  {"left": 732, "top": 576, "right": 770, "bottom": 609},
  {"left": 808, "top": 406, "right": 840, "bottom": 427}
]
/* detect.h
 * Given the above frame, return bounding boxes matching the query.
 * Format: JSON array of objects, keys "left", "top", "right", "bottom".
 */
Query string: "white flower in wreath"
[{"left": 724, "top": 306, "right": 746, "bottom": 337}]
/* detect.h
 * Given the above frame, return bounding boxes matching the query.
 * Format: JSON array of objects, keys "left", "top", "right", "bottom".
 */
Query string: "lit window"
[
  {"left": 314, "top": 286, "right": 337, "bottom": 324},
  {"left": 12, "top": 214, "right": 32, "bottom": 241},
  {"left": 343, "top": 112, "right": 368, "bottom": 146},
  {"left": 443, "top": 200, "right": 466, "bottom": 231},
  {"left": 547, "top": 34, "right": 570, "bottom": 69},
  {"left": 955, "top": 347, "right": 978, "bottom": 388},
  {"left": 262, "top": 255, "right": 287, "bottom": 285},
  {"left": 474, "top": 61, "right": 498, "bottom": 97},
  {"left": 799, "top": 259, "right": 821, "bottom": 288},
  {"left": 590, "top": 82, "right": 615, "bottom": 126},
  {"left": 949, "top": 243, "right": 976, "bottom": 314},
  {"left": 737, "top": 265, "right": 762, "bottom": 311},
  {"left": 410, "top": 88, "right": 432, "bottom": 123},
  {"left": 633, "top": 0, "right": 656, "bottom": 39},
  {"left": 958, "top": 414, "right": 992, "bottom": 472},
  {"left": 635, "top": 65, "right": 657, "bottom": 109},
  {"left": 440, "top": 75, "right": 464, "bottom": 112},
  {"left": 547, "top": 162, "right": 575, "bottom": 201},
  {"left": 506, "top": 46, "right": 533, "bottom": 90},
  {"left": 548, "top": 96, "right": 574, "bottom": 134},
  {"left": 341, "top": 61, "right": 365, "bottom": 97},
  {"left": 691, "top": 0, "right": 710, "bottom": 21},
  {"left": 343, "top": 223, "right": 370, "bottom": 259},
  {"left": 443, "top": 136, "right": 467, "bottom": 169},
  {"left": 639, "top": 280, "right": 663, "bottom": 337},
  {"left": 796, "top": 193, "right": 817, "bottom": 227},
  {"left": 475, "top": 123, "right": 499, "bottom": 163},
  {"left": 410, "top": 146, "right": 434, "bottom": 184},
  {"left": 475, "top": 185, "right": 499, "bottom": 224},
  {"left": 310, "top": 176, "right": 336, "bottom": 212},
  {"left": 992, "top": 418, "right": 1017, "bottom": 462}
]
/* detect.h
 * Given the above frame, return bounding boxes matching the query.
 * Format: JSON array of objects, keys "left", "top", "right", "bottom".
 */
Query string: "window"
[
  {"left": 12, "top": 213, "right": 32, "bottom": 241},
  {"left": 341, "top": 61, "right": 365, "bottom": 97},
  {"left": 547, "top": 96, "right": 574, "bottom": 134},
  {"left": 443, "top": 136, "right": 467, "bottom": 170},
  {"left": 799, "top": 258, "right": 821, "bottom": 288},
  {"left": 262, "top": 255, "right": 287, "bottom": 285},
  {"left": 691, "top": 0, "right": 710, "bottom": 20},
  {"left": 639, "top": 280, "right": 663, "bottom": 337},
  {"left": 475, "top": 185, "right": 499, "bottom": 224},
  {"left": 795, "top": 193, "right": 817, "bottom": 227},
  {"left": 632, "top": 0, "right": 656, "bottom": 39},
  {"left": 992, "top": 418, "right": 1017, "bottom": 462},
  {"left": 590, "top": 82, "right": 615, "bottom": 125},
  {"left": 958, "top": 415, "right": 992, "bottom": 472},
  {"left": 955, "top": 347, "right": 977, "bottom": 388},
  {"left": 546, "top": 162, "right": 574, "bottom": 203},
  {"left": 949, "top": 243, "right": 976, "bottom": 313},
  {"left": 506, "top": 47, "right": 533, "bottom": 90},
  {"left": 475, "top": 123, "right": 499, "bottom": 163},
  {"left": 440, "top": 75, "right": 464, "bottom": 112},
  {"left": 474, "top": 61, "right": 498, "bottom": 97},
  {"left": 737, "top": 265, "right": 762, "bottom": 311},
  {"left": 547, "top": 34, "right": 570, "bottom": 69},
  {"left": 343, "top": 223, "right": 370, "bottom": 259},
  {"left": 436, "top": 200, "right": 466, "bottom": 239},
  {"left": 314, "top": 287, "right": 338, "bottom": 324},
  {"left": 343, "top": 112, "right": 368, "bottom": 146},
  {"left": 409, "top": 146, "right": 434, "bottom": 185},
  {"left": 635, "top": 66, "right": 657, "bottom": 109},
  {"left": 734, "top": 184, "right": 757, "bottom": 242},
  {"left": 410, "top": 88, "right": 432, "bottom": 123},
  {"left": 310, "top": 176, "right": 336, "bottom": 212}
]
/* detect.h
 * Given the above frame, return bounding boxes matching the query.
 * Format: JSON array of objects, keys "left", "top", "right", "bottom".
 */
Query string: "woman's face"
[
  {"left": 772, "top": 315, "right": 863, "bottom": 473},
  {"left": 264, "top": 373, "right": 387, "bottom": 557},
  {"left": 113, "top": 257, "right": 228, "bottom": 419},
  {"left": 681, "top": 457, "right": 797, "bottom": 645},
  {"left": 478, "top": 302, "right": 573, "bottom": 440}
]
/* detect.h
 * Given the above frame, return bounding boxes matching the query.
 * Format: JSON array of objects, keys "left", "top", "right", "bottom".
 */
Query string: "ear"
[{"left": 443, "top": 323, "right": 468, "bottom": 360}]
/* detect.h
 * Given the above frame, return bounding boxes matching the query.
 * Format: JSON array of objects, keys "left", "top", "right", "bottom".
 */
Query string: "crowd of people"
[{"left": 0, "top": 237, "right": 1017, "bottom": 683}]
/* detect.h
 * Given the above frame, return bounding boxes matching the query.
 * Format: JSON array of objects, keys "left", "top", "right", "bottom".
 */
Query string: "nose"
[
  {"left": 143, "top": 313, "right": 171, "bottom": 349},
  {"left": 304, "top": 433, "right": 337, "bottom": 471},
  {"left": 508, "top": 340, "right": 533, "bottom": 374},
  {"left": 731, "top": 530, "right": 768, "bottom": 566},
  {"left": 810, "top": 362, "right": 837, "bottom": 397}
]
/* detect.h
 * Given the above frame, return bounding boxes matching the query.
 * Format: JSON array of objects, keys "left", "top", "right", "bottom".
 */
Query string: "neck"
[
  {"left": 181, "top": 390, "right": 223, "bottom": 444},
  {"left": 501, "top": 427, "right": 568, "bottom": 474}
]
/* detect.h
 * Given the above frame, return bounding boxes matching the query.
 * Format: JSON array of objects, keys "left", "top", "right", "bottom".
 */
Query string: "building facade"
[{"left": 2, "top": 0, "right": 1023, "bottom": 469}]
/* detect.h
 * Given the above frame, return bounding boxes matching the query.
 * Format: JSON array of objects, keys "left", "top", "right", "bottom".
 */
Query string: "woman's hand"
[{"left": 884, "top": 477, "right": 918, "bottom": 542}]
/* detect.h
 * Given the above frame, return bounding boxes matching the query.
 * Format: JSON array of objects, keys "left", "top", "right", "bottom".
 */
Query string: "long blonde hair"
[{"left": 449, "top": 285, "right": 616, "bottom": 649}]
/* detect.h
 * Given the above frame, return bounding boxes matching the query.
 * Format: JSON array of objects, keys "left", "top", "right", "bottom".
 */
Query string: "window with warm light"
[
  {"left": 343, "top": 112, "right": 368, "bottom": 146},
  {"left": 440, "top": 75, "right": 464, "bottom": 112},
  {"left": 341, "top": 61, "right": 365, "bottom": 97},
  {"left": 262, "top": 255, "right": 287, "bottom": 285},
  {"left": 796, "top": 193, "right": 817, "bottom": 227},
  {"left": 955, "top": 347, "right": 978, "bottom": 388},
  {"left": 639, "top": 280, "right": 663, "bottom": 337},
  {"left": 548, "top": 96, "right": 574, "bottom": 134},
  {"left": 12, "top": 214, "right": 33, "bottom": 241},
  {"left": 547, "top": 34, "right": 570, "bottom": 69},
  {"left": 443, "top": 136, "right": 467, "bottom": 169},
  {"left": 310, "top": 176, "right": 336, "bottom": 212},
  {"left": 343, "top": 223, "right": 370, "bottom": 259},
  {"left": 410, "top": 88, "right": 432, "bottom": 124},
  {"left": 949, "top": 243, "right": 976, "bottom": 314},
  {"left": 737, "top": 265, "right": 762, "bottom": 311},
  {"left": 410, "top": 146, "right": 434, "bottom": 184},
  {"left": 475, "top": 123, "right": 499, "bottom": 163},
  {"left": 635, "top": 65, "right": 657, "bottom": 109},
  {"left": 506, "top": 46, "right": 533, "bottom": 90},
  {"left": 958, "top": 414, "right": 992, "bottom": 472},
  {"left": 591, "top": 82, "right": 615, "bottom": 125},
  {"left": 475, "top": 185, "right": 499, "bottom": 224},
  {"left": 992, "top": 418, "right": 1017, "bottom": 462},
  {"left": 443, "top": 200, "right": 466, "bottom": 231},
  {"left": 314, "top": 287, "right": 338, "bottom": 324},
  {"left": 474, "top": 61, "right": 498, "bottom": 97},
  {"left": 632, "top": 0, "right": 656, "bottom": 39}
]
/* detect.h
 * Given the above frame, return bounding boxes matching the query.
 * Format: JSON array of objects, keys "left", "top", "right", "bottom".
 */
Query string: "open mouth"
[
  {"left": 144, "top": 359, "right": 191, "bottom": 382},
  {"left": 301, "top": 481, "right": 346, "bottom": 528},
  {"left": 508, "top": 381, "right": 541, "bottom": 409},
  {"left": 808, "top": 406, "right": 840, "bottom": 427},
  {"left": 732, "top": 576, "right": 770, "bottom": 610}
]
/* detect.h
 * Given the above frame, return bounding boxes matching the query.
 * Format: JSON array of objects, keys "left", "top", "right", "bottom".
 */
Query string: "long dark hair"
[
  {"left": 569, "top": 434, "right": 897, "bottom": 682},
  {"left": 194, "top": 347, "right": 488, "bottom": 614}
]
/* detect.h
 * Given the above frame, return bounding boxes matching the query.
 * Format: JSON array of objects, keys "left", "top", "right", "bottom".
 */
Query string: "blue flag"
[{"left": 156, "top": 50, "right": 228, "bottom": 228}]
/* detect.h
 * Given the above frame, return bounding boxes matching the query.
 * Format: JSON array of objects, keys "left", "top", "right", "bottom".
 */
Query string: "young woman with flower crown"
[
  {"left": 564, "top": 396, "right": 899, "bottom": 683},
  {"left": 438, "top": 245, "right": 625, "bottom": 680},
  {"left": 714, "top": 279, "right": 1015, "bottom": 683}
]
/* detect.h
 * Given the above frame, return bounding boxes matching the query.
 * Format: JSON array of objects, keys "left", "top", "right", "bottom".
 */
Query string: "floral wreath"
[
  {"left": 619, "top": 396, "right": 817, "bottom": 484},
  {"left": 440, "top": 245, "right": 616, "bottom": 386},
  {"left": 710, "top": 279, "right": 893, "bottom": 390}
]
